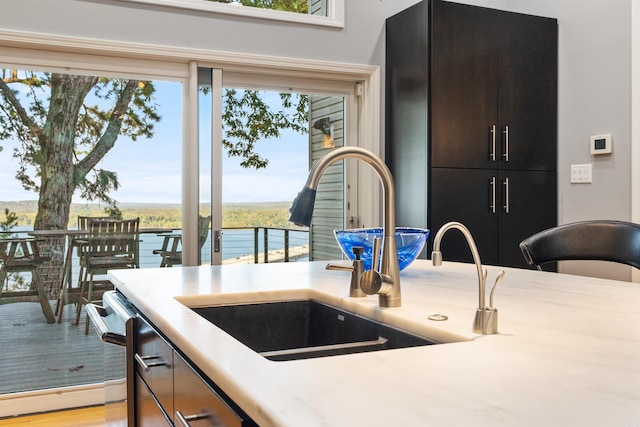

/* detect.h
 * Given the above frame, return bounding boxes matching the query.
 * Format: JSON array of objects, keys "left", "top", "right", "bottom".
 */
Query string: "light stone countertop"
[{"left": 109, "top": 260, "right": 640, "bottom": 426}]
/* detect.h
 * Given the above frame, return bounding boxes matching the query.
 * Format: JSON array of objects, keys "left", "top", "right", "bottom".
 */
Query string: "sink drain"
[{"left": 427, "top": 314, "right": 448, "bottom": 321}]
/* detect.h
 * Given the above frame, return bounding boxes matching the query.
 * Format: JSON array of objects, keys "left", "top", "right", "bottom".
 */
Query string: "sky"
[{"left": 0, "top": 79, "right": 310, "bottom": 205}]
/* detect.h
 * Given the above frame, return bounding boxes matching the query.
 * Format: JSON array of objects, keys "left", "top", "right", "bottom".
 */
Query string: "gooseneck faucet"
[
  {"left": 289, "top": 146, "right": 401, "bottom": 307},
  {"left": 431, "top": 221, "right": 504, "bottom": 334}
]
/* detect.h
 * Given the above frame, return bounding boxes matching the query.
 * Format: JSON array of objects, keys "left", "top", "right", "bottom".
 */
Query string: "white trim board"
[
  {"left": 0, "top": 382, "right": 114, "bottom": 418},
  {"left": 0, "top": 29, "right": 375, "bottom": 81}
]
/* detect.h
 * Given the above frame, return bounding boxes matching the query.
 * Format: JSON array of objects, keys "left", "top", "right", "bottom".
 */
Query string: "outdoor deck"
[
  {"left": 0, "top": 300, "right": 124, "bottom": 395},
  {"left": 0, "top": 226, "right": 310, "bottom": 396}
]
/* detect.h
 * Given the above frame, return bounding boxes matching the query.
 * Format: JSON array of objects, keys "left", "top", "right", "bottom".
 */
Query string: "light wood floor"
[{"left": 0, "top": 406, "right": 105, "bottom": 427}]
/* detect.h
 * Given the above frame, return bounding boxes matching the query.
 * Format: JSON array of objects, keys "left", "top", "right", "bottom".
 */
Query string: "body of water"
[{"left": 8, "top": 226, "right": 308, "bottom": 265}]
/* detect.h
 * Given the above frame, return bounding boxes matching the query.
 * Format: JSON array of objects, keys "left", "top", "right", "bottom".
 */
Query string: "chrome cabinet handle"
[
  {"left": 489, "top": 125, "right": 496, "bottom": 161},
  {"left": 134, "top": 353, "right": 167, "bottom": 372},
  {"left": 502, "top": 125, "right": 510, "bottom": 162},
  {"left": 85, "top": 303, "right": 126, "bottom": 346},
  {"left": 503, "top": 177, "right": 510, "bottom": 213},
  {"left": 489, "top": 177, "right": 496, "bottom": 214},
  {"left": 175, "top": 410, "right": 212, "bottom": 427}
]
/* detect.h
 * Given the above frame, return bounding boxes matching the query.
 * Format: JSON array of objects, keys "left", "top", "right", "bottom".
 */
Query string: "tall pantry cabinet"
[{"left": 386, "top": 0, "right": 557, "bottom": 269}]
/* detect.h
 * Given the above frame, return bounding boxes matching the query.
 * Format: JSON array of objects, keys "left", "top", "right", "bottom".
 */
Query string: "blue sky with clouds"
[{"left": 0, "top": 79, "right": 309, "bottom": 205}]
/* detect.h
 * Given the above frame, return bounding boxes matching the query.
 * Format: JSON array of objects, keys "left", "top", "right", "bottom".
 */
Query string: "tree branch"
[
  {"left": 75, "top": 79, "right": 139, "bottom": 181},
  {"left": 0, "top": 76, "right": 41, "bottom": 138}
]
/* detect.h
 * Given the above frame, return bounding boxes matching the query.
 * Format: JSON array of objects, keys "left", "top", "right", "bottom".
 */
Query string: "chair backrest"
[
  {"left": 86, "top": 218, "right": 140, "bottom": 259},
  {"left": 78, "top": 215, "right": 111, "bottom": 230},
  {"left": 519, "top": 220, "right": 640, "bottom": 270},
  {"left": 198, "top": 215, "right": 212, "bottom": 249}
]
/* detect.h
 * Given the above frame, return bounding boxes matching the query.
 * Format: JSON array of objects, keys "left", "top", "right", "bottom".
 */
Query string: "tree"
[
  {"left": 0, "top": 70, "right": 308, "bottom": 232},
  {"left": 0, "top": 71, "right": 158, "bottom": 230}
]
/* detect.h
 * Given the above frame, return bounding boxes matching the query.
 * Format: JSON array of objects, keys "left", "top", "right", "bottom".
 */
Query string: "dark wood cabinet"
[
  {"left": 132, "top": 315, "right": 256, "bottom": 426},
  {"left": 386, "top": 0, "right": 557, "bottom": 268},
  {"left": 135, "top": 314, "right": 174, "bottom": 424},
  {"left": 136, "top": 373, "right": 171, "bottom": 426},
  {"left": 174, "top": 352, "right": 249, "bottom": 427},
  {"left": 430, "top": 169, "right": 556, "bottom": 266}
]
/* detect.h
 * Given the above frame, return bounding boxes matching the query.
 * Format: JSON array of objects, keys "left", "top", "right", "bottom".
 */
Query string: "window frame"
[{"left": 115, "top": 0, "right": 345, "bottom": 28}]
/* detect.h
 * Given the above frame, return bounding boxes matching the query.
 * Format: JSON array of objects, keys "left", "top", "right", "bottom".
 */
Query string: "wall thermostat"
[{"left": 590, "top": 134, "right": 612, "bottom": 155}]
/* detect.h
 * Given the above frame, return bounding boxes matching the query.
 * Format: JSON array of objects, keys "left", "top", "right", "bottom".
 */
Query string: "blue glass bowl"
[{"left": 334, "top": 227, "right": 429, "bottom": 271}]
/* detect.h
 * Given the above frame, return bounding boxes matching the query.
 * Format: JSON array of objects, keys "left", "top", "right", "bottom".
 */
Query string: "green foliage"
[
  {"left": 217, "top": 0, "right": 308, "bottom": 13},
  {"left": 77, "top": 169, "right": 123, "bottom": 218},
  {"left": 0, "top": 208, "right": 26, "bottom": 289},
  {"left": 0, "top": 208, "right": 18, "bottom": 237},
  {"left": 1, "top": 201, "right": 296, "bottom": 230},
  {"left": 223, "top": 90, "right": 308, "bottom": 169},
  {"left": 222, "top": 203, "right": 293, "bottom": 228}
]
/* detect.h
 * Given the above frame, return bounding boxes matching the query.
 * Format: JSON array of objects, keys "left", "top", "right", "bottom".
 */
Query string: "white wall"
[
  {"left": 0, "top": 0, "right": 634, "bottom": 280},
  {"left": 0, "top": 0, "right": 411, "bottom": 66}
]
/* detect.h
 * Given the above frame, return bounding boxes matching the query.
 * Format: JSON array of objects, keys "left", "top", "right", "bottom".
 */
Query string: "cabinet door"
[
  {"left": 135, "top": 315, "right": 174, "bottom": 420},
  {"left": 497, "top": 170, "right": 557, "bottom": 269},
  {"left": 430, "top": 168, "right": 498, "bottom": 265},
  {"left": 431, "top": 169, "right": 556, "bottom": 269},
  {"left": 173, "top": 352, "right": 250, "bottom": 427},
  {"left": 135, "top": 374, "right": 172, "bottom": 426},
  {"left": 497, "top": 12, "right": 557, "bottom": 171},
  {"left": 431, "top": 0, "right": 498, "bottom": 169}
]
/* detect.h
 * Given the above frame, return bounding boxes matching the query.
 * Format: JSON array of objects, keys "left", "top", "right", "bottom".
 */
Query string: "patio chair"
[
  {"left": 0, "top": 237, "right": 55, "bottom": 323},
  {"left": 153, "top": 215, "right": 211, "bottom": 267},
  {"left": 55, "top": 215, "right": 111, "bottom": 322},
  {"left": 519, "top": 220, "right": 640, "bottom": 270},
  {"left": 75, "top": 217, "right": 140, "bottom": 334}
]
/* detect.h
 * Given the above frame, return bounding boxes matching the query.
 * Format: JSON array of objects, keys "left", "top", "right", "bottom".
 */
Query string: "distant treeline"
[{"left": 1, "top": 201, "right": 298, "bottom": 229}]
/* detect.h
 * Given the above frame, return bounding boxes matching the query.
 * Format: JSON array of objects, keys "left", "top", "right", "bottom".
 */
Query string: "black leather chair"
[{"left": 519, "top": 220, "right": 640, "bottom": 270}]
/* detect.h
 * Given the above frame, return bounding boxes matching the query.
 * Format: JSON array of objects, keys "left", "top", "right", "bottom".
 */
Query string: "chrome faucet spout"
[
  {"left": 431, "top": 221, "right": 505, "bottom": 334},
  {"left": 289, "top": 146, "right": 401, "bottom": 307},
  {"left": 431, "top": 221, "right": 486, "bottom": 310}
]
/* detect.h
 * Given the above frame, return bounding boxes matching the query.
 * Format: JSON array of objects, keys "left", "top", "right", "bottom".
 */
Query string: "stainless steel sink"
[{"left": 192, "top": 299, "right": 436, "bottom": 361}]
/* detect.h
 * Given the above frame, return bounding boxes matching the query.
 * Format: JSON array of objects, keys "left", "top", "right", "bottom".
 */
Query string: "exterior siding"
[{"left": 309, "top": 94, "right": 345, "bottom": 261}]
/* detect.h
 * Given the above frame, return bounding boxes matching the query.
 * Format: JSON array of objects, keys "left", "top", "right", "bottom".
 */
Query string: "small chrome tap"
[
  {"left": 431, "top": 221, "right": 505, "bottom": 334},
  {"left": 289, "top": 146, "right": 401, "bottom": 307}
]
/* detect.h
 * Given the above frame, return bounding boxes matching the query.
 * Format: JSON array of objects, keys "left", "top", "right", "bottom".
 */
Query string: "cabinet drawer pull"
[
  {"left": 503, "top": 177, "right": 510, "bottom": 213},
  {"left": 175, "top": 410, "right": 212, "bottom": 426},
  {"left": 489, "top": 125, "right": 496, "bottom": 161},
  {"left": 502, "top": 125, "right": 510, "bottom": 161},
  {"left": 489, "top": 177, "right": 496, "bottom": 214},
  {"left": 134, "top": 353, "right": 167, "bottom": 372}
]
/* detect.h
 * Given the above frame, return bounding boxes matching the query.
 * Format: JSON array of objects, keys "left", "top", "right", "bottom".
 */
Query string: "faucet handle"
[
  {"left": 489, "top": 270, "right": 505, "bottom": 309},
  {"left": 372, "top": 237, "right": 382, "bottom": 272}
]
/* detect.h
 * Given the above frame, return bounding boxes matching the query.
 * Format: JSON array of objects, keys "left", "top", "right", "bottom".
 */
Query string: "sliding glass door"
[
  {"left": 197, "top": 67, "right": 357, "bottom": 265},
  {"left": 0, "top": 50, "right": 368, "bottom": 416},
  {"left": 0, "top": 66, "right": 183, "bottom": 401}
]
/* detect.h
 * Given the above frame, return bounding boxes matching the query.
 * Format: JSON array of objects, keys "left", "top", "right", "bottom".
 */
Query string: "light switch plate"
[{"left": 571, "top": 164, "right": 592, "bottom": 184}]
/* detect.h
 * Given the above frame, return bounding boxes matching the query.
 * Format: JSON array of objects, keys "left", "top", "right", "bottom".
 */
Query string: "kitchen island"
[{"left": 109, "top": 260, "right": 640, "bottom": 426}]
